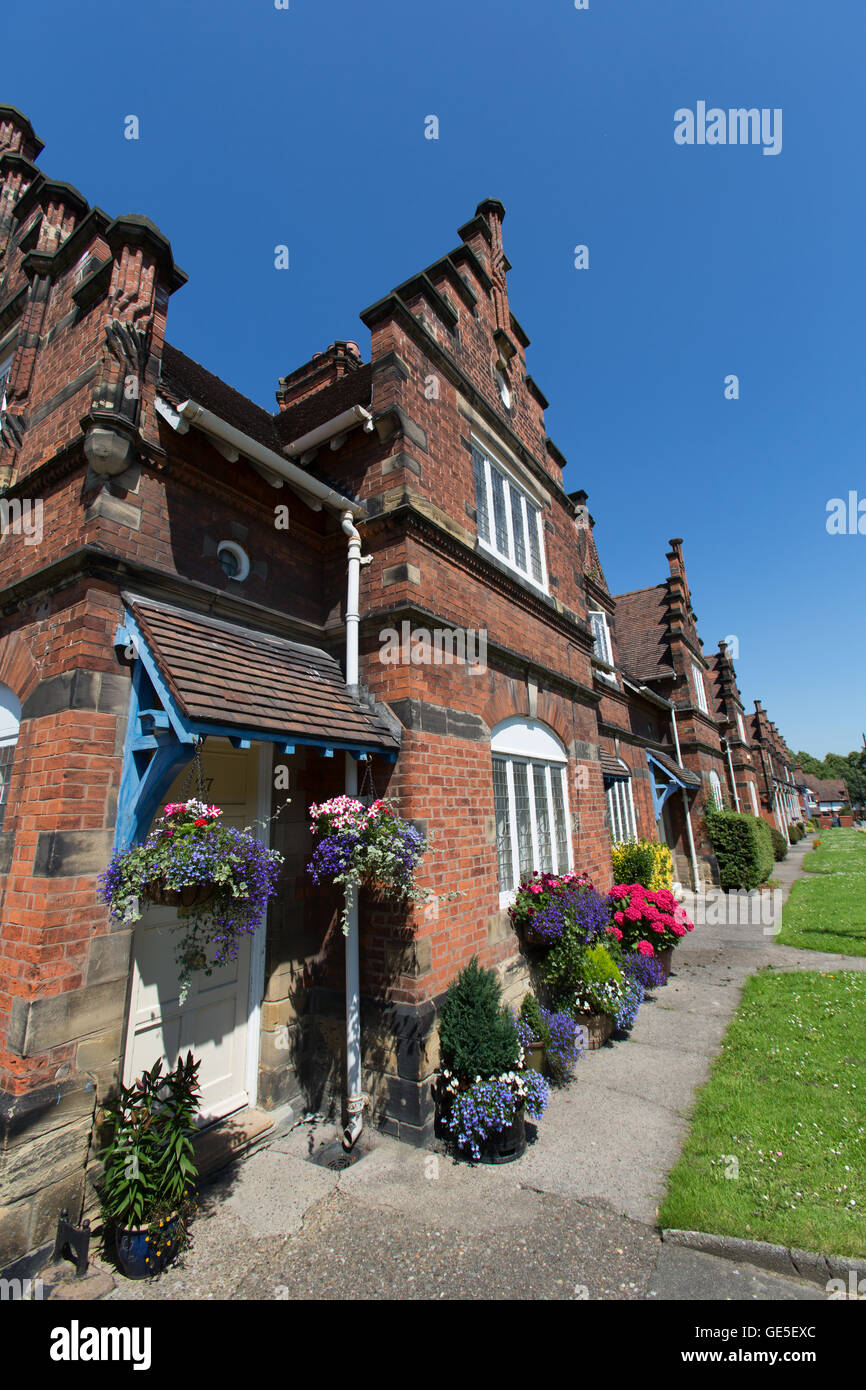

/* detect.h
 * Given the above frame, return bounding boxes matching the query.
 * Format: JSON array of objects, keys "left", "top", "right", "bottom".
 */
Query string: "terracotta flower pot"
[
  {"left": 575, "top": 1012, "right": 614, "bottom": 1050},
  {"left": 523, "top": 1039, "right": 548, "bottom": 1075}
]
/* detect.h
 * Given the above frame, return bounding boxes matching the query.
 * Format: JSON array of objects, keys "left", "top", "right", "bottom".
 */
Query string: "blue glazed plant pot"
[{"left": 114, "top": 1214, "right": 183, "bottom": 1280}]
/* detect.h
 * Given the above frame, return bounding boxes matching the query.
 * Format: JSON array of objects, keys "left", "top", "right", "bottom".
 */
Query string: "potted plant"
[
  {"left": 607, "top": 883, "right": 695, "bottom": 981},
  {"left": 508, "top": 871, "right": 608, "bottom": 947},
  {"left": 436, "top": 957, "right": 549, "bottom": 1162},
  {"left": 515, "top": 994, "right": 585, "bottom": 1079},
  {"left": 540, "top": 921, "right": 640, "bottom": 1047},
  {"left": 98, "top": 1053, "right": 201, "bottom": 1280},
  {"left": 99, "top": 799, "right": 283, "bottom": 1001},
  {"left": 306, "top": 795, "right": 429, "bottom": 932}
]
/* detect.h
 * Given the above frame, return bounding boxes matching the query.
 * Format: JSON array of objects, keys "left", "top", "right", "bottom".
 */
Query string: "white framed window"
[
  {"left": 691, "top": 662, "right": 708, "bottom": 714},
  {"left": 588, "top": 609, "right": 616, "bottom": 682},
  {"left": 0, "top": 683, "right": 21, "bottom": 835},
  {"left": 707, "top": 769, "right": 724, "bottom": 812},
  {"left": 472, "top": 441, "right": 547, "bottom": 591},
  {"left": 495, "top": 366, "right": 512, "bottom": 412},
  {"left": 491, "top": 717, "right": 572, "bottom": 904},
  {"left": 736, "top": 710, "right": 745, "bottom": 741},
  {"left": 606, "top": 776, "right": 637, "bottom": 842},
  {"left": 0, "top": 354, "right": 13, "bottom": 416},
  {"left": 748, "top": 781, "right": 759, "bottom": 816}
]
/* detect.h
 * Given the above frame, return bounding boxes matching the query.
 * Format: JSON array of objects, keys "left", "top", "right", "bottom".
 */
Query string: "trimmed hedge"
[
  {"left": 788, "top": 822, "right": 805, "bottom": 843},
  {"left": 774, "top": 827, "right": 788, "bottom": 857},
  {"left": 705, "top": 809, "right": 775, "bottom": 890}
]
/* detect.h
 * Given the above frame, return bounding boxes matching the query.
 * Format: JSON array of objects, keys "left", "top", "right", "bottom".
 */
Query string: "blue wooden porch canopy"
[{"left": 113, "top": 599, "right": 398, "bottom": 851}]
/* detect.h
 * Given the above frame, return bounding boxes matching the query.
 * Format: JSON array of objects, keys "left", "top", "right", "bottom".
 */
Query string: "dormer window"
[
  {"left": 472, "top": 441, "right": 546, "bottom": 590},
  {"left": 691, "top": 662, "right": 708, "bottom": 714},
  {"left": 588, "top": 610, "right": 617, "bottom": 683},
  {"left": 0, "top": 354, "right": 13, "bottom": 417}
]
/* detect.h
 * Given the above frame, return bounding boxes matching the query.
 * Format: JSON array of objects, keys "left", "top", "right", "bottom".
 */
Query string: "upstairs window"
[
  {"left": 736, "top": 710, "right": 746, "bottom": 741},
  {"left": 691, "top": 662, "right": 708, "bottom": 714},
  {"left": 748, "top": 781, "right": 760, "bottom": 816},
  {"left": 0, "top": 683, "right": 21, "bottom": 835},
  {"left": 472, "top": 442, "right": 546, "bottom": 589},
  {"left": 588, "top": 610, "right": 616, "bottom": 681},
  {"left": 0, "top": 354, "right": 12, "bottom": 416}
]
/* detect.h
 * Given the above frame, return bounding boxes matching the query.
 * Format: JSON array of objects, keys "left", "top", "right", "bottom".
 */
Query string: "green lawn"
[
  {"left": 658, "top": 969, "right": 866, "bottom": 1257},
  {"left": 778, "top": 828, "right": 866, "bottom": 956}
]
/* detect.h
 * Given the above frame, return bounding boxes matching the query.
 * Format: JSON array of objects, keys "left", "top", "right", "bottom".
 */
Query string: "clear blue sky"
[{"left": 6, "top": 0, "right": 864, "bottom": 758}]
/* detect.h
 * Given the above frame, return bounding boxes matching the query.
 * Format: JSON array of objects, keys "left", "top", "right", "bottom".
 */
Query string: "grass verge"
[
  {"left": 658, "top": 969, "right": 866, "bottom": 1257},
  {"left": 778, "top": 828, "right": 866, "bottom": 956}
]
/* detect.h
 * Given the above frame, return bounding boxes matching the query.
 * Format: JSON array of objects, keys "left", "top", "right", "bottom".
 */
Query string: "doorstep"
[{"left": 194, "top": 1107, "right": 281, "bottom": 1179}]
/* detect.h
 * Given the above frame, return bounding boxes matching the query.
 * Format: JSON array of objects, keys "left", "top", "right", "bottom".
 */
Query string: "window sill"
[{"left": 476, "top": 538, "right": 549, "bottom": 598}]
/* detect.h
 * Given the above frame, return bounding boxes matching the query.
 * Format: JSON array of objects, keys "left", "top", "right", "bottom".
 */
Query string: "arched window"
[
  {"left": 0, "top": 683, "right": 21, "bottom": 834},
  {"left": 491, "top": 717, "right": 573, "bottom": 902},
  {"left": 748, "top": 781, "right": 759, "bottom": 816},
  {"left": 708, "top": 770, "right": 724, "bottom": 812}
]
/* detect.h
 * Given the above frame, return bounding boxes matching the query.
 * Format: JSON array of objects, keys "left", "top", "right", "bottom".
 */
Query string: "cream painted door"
[{"left": 123, "top": 741, "right": 259, "bottom": 1124}]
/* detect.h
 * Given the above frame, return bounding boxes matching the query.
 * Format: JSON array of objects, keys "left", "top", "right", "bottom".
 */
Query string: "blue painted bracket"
[{"left": 647, "top": 752, "right": 687, "bottom": 819}]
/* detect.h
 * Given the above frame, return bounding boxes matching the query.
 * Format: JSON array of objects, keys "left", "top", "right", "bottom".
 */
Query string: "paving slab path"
[{"left": 104, "top": 836, "right": 862, "bottom": 1301}]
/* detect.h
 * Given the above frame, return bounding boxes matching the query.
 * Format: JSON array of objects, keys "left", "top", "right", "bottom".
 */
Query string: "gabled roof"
[
  {"left": 612, "top": 585, "right": 674, "bottom": 681},
  {"left": 802, "top": 775, "right": 848, "bottom": 802},
  {"left": 160, "top": 343, "right": 281, "bottom": 451}
]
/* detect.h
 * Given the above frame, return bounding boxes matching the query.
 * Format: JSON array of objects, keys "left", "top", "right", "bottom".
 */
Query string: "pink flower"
[
  {"left": 529, "top": 884, "right": 543, "bottom": 895},
  {"left": 613, "top": 911, "right": 625, "bottom": 925},
  {"left": 607, "top": 926, "right": 624, "bottom": 941},
  {"left": 636, "top": 940, "right": 654, "bottom": 956},
  {"left": 671, "top": 923, "right": 687, "bottom": 937},
  {"left": 624, "top": 906, "right": 642, "bottom": 923}
]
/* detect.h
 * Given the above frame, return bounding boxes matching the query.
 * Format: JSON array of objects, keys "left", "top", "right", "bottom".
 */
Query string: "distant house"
[{"left": 802, "top": 775, "right": 848, "bottom": 819}]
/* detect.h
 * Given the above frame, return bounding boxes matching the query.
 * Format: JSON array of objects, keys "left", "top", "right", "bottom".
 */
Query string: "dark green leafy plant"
[
  {"left": 99, "top": 1053, "right": 201, "bottom": 1231},
  {"left": 770, "top": 827, "right": 788, "bottom": 861},
  {"left": 518, "top": 992, "right": 546, "bottom": 1041},
  {"left": 439, "top": 957, "right": 520, "bottom": 1082},
  {"left": 705, "top": 809, "right": 775, "bottom": 890}
]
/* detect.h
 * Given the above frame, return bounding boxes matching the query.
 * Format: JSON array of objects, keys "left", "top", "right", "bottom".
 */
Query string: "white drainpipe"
[
  {"left": 723, "top": 739, "right": 741, "bottom": 812},
  {"left": 671, "top": 707, "right": 701, "bottom": 890},
  {"left": 341, "top": 513, "right": 372, "bottom": 1148}
]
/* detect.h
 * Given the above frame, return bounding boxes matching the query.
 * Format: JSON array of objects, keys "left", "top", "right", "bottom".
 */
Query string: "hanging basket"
[{"left": 142, "top": 881, "right": 217, "bottom": 910}]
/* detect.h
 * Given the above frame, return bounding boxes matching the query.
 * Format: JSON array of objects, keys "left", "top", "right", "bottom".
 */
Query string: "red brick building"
[
  {"left": 0, "top": 107, "right": 624, "bottom": 1273},
  {"left": 0, "top": 104, "right": 810, "bottom": 1276}
]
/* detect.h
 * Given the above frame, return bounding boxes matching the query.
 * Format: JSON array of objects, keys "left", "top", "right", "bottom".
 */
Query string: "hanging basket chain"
[
  {"left": 177, "top": 737, "right": 207, "bottom": 804},
  {"left": 358, "top": 755, "right": 379, "bottom": 806}
]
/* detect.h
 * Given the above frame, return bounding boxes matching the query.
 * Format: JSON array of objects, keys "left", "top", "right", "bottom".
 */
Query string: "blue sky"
[{"left": 6, "top": 0, "right": 864, "bottom": 757}]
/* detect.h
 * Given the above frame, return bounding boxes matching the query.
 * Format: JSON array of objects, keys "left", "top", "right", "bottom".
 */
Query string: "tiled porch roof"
[
  {"left": 127, "top": 596, "right": 399, "bottom": 753},
  {"left": 648, "top": 748, "right": 702, "bottom": 789},
  {"left": 599, "top": 752, "right": 631, "bottom": 780}
]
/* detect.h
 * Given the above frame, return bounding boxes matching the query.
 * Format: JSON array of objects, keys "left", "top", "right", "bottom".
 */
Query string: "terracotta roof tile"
[
  {"left": 612, "top": 585, "right": 674, "bottom": 681},
  {"left": 128, "top": 596, "right": 398, "bottom": 752}
]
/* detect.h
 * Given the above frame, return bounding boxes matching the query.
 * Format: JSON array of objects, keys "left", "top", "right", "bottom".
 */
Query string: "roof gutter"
[
  {"left": 282, "top": 404, "right": 374, "bottom": 463},
  {"left": 173, "top": 398, "right": 367, "bottom": 520}
]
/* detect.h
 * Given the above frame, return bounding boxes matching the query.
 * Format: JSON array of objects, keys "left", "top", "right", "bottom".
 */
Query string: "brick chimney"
[{"left": 276, "top": 340, "right": 363, "bottom": 411}]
